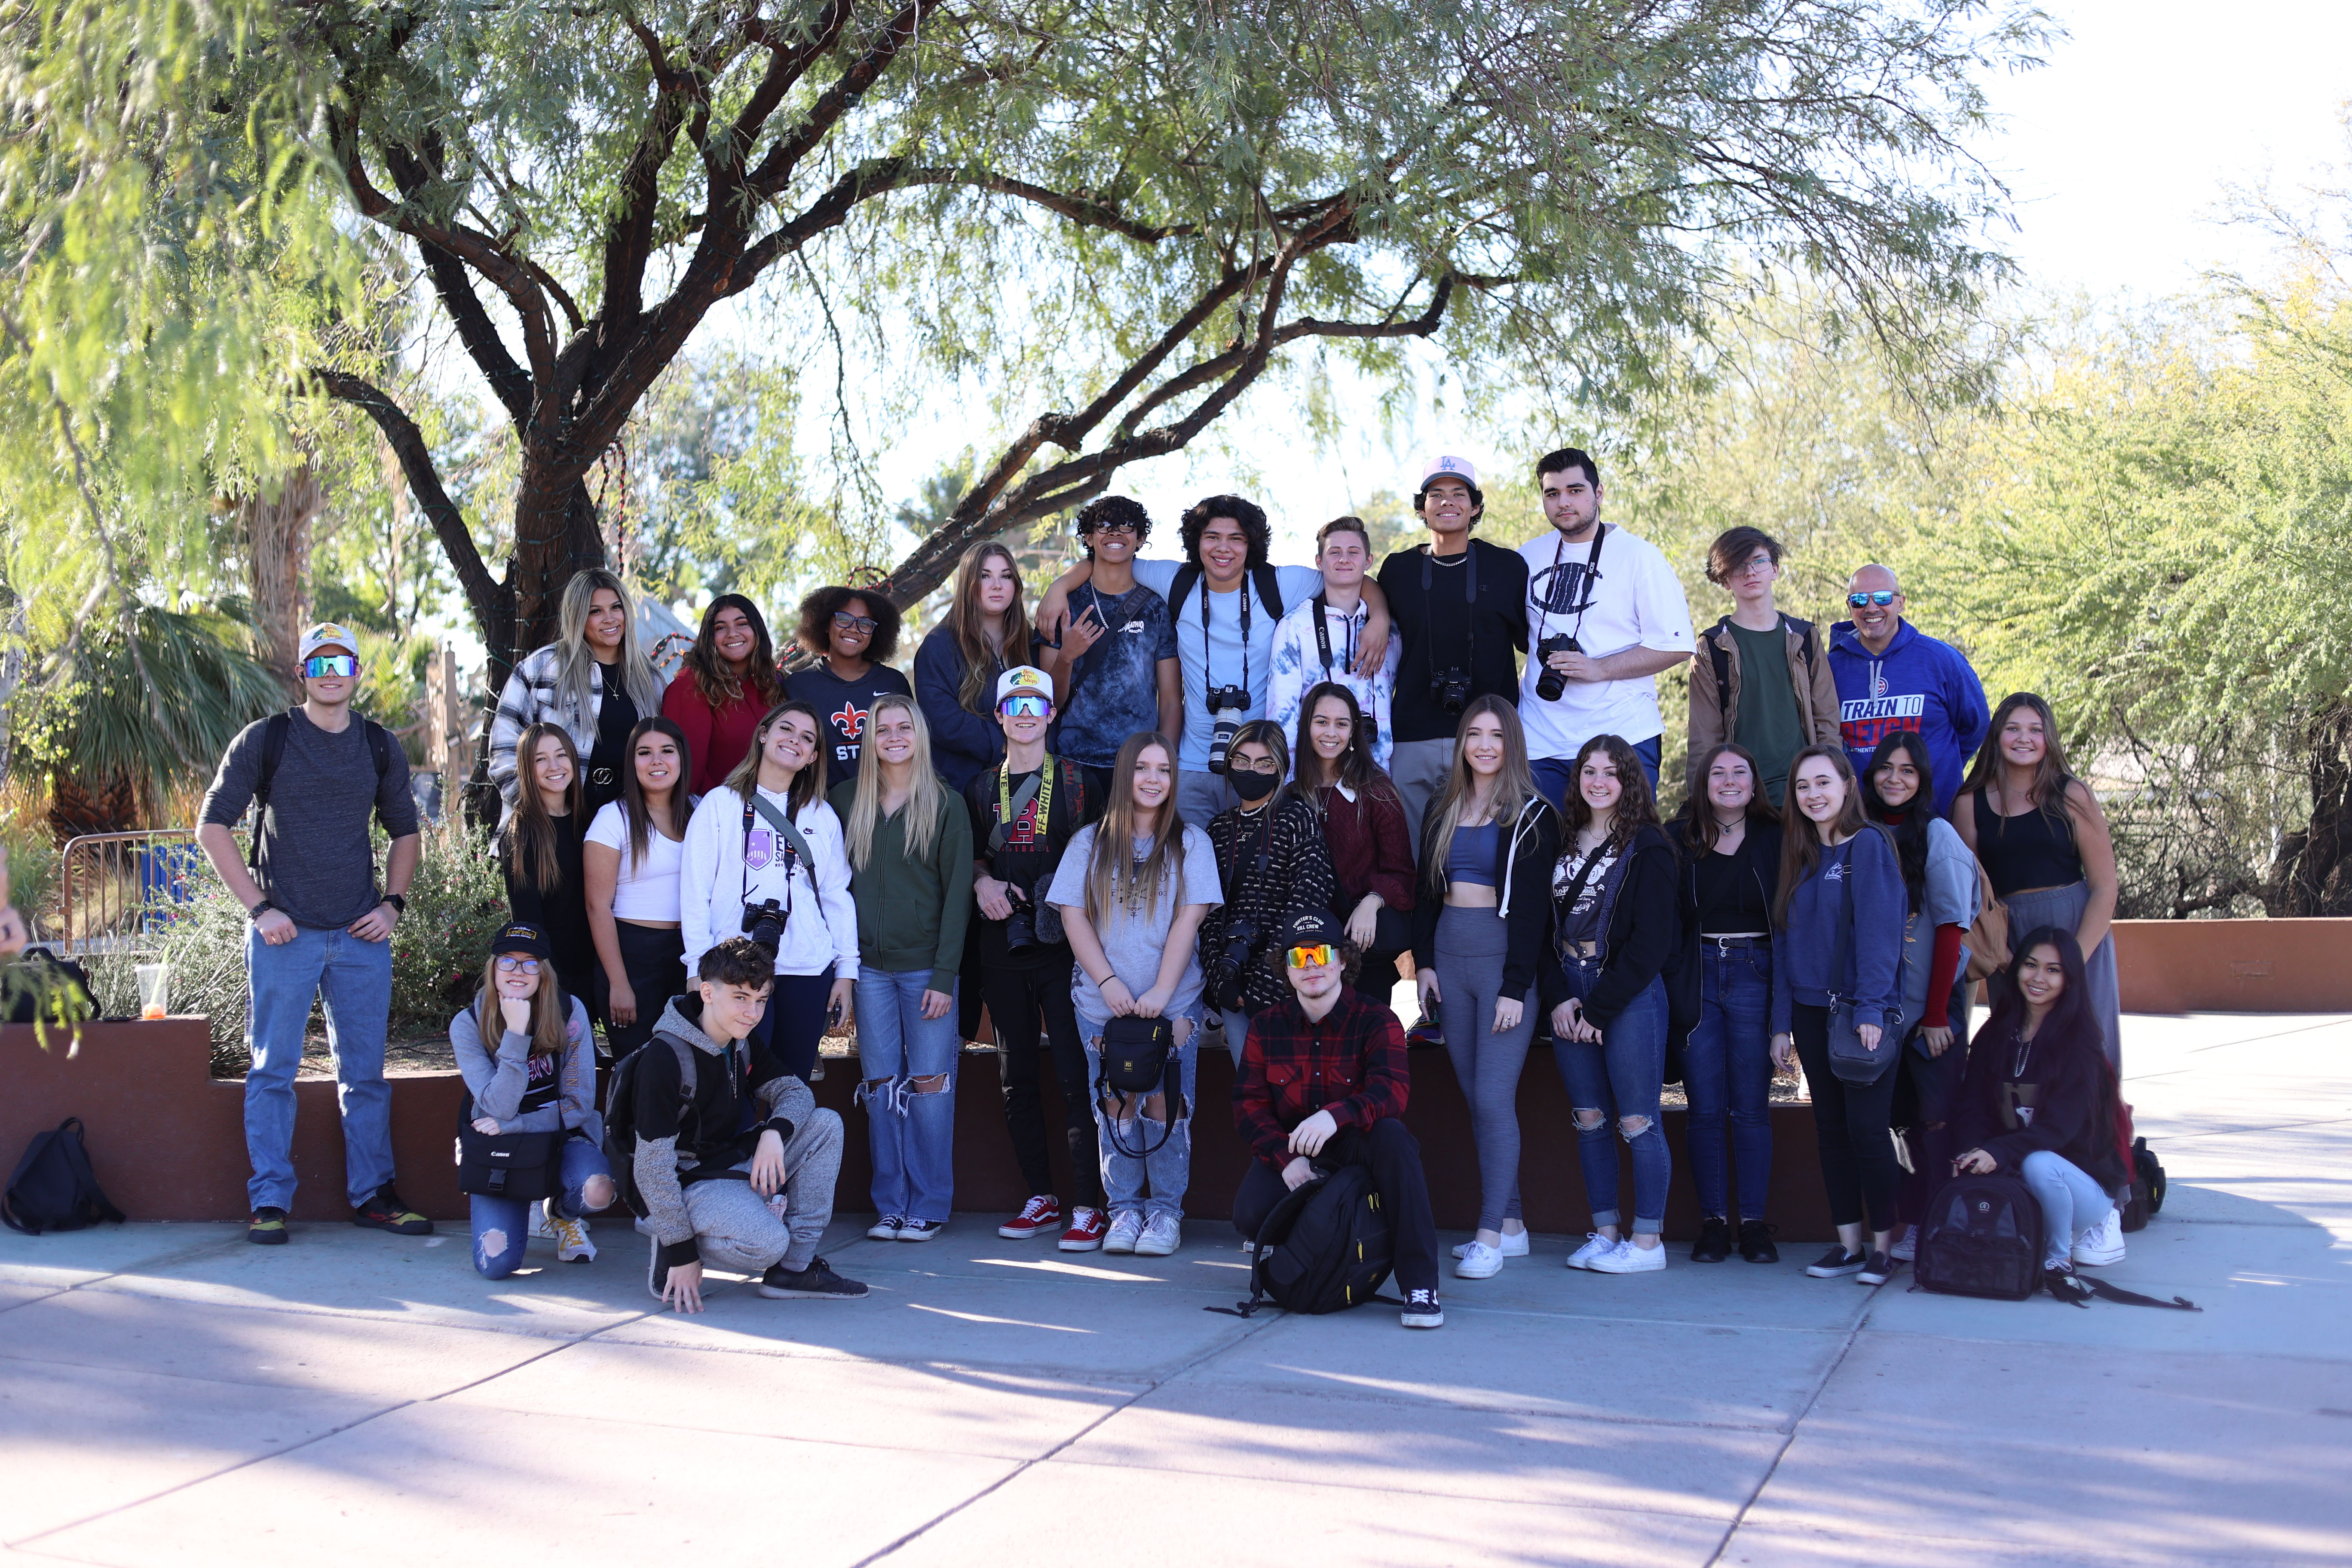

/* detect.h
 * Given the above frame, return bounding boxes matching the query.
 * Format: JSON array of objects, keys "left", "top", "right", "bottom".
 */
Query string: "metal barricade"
[{"left": 58, "top": 830, "right": 207, "bottom": 953}]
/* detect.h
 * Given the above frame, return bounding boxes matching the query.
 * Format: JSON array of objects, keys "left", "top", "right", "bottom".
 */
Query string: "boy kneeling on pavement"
[
  {"left": 637, "top": 936, "right": 867, "bottom": 1310},
  {"left": 1232, "top": 911, "right": 1446, "bottom": 1329}
]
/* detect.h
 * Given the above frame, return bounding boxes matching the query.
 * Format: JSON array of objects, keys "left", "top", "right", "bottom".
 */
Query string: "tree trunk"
[{"left": 236, "top": 462, "right": 324, "bottom": 701}]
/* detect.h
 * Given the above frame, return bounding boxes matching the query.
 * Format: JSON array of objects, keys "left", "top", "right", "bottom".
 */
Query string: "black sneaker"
[
  {"left": 1805, "top": 1245, "right": 1867, "bottom": 1278},
  {"left": 1737, "top": 1220, "right": 1780, "bottom": 1264},
  {"left": 647, "top": 1237, "right": 671, "bottom": 1302},
  {"left": 1856, "top": 1248, "right": 1896, "bottom": 1286},
  {"left": 1690, "top": 1216, "right": 1730, "bottom": 1263},
  {"left": 247, "top": 1206, "right": 289, "bottom": 1245},
  {"left": 351, "top": 1185, "right": 432, "bottom": 1235},
  {"left": 1400, "top": 1286, "right": 1445, "bottom": 1329},
  {"left": 760, "top": 1256, "right": 870, "bottom": 1300}
]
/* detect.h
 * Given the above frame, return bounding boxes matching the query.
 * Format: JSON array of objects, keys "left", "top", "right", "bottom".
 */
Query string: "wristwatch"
[{"left": 383, "top": 893, "right": 408, "bottom": 915}]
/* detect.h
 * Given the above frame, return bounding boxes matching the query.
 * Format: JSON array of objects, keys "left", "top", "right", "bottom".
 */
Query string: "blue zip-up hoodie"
[
  {"left": 1770, "top": 826, "right": 1907, "bottom": 1038},
  {"left": 1825, "top": 620, "right": 1990, "bottom": 819}
]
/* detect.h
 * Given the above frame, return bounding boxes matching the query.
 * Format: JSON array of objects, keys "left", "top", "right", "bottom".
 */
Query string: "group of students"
[{"left": 192, "top": 444, "right": 2136, "bottom": 1329}]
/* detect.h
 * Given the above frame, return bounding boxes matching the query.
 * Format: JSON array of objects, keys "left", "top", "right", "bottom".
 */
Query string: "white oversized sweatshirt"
[{"left": 679, "top": 783, "right": 859, "bottom": 981}]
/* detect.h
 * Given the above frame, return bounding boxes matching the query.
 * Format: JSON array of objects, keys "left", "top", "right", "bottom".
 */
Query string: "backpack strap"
[
  {"left": 249, "top": 710, "right": 396, "bottom": 870},
  {"left": 2081, "top": 1275, "right": 2201, "bottom": 1312},
  {"left": 1706, "top": 622, "right": 1733, "bottom": 723},
  {"left": 1252, "top": 562, "right": 1284, "bottom": 620},
  {"left": 1169, "top": 563, "right": 1202, "bottom": 619},
  {"left": 1791, "top": 615, "right": 1820, "bottom": 676}
]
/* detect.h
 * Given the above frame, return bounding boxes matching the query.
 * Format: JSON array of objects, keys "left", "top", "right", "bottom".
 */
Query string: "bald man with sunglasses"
[{"left": 1826, "top": 564, "right": 1991, "bottom": 819}]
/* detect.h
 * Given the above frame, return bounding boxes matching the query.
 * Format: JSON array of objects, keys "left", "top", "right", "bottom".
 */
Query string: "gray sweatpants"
[
  {"left": 1390, "top": 738, "right": 1454, "bottom": 859},
  {"left": 669, "top": 1109, "right": 845, "bottom": 1274},
  {"left": 1434, "top": 904, "right": 1532, "bottom": 1232}
]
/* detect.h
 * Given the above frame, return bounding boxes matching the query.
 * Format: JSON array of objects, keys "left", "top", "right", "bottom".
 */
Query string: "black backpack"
[
  {"left": 3, "top": 1117, "right": 126, "bottom": 1234},
  {"left": 1167, "top": 561, "right": 1286, "bottom": 623},
  {"left": 1914, "top": 1173, "right": 2044, "bottom": 1301},
  {"left": 601, "top": 1034, "right": 700, "bottom": 1219},
  {"left": 2120, "top": 1136, "right": 2166, "bottom": 1232},
  {"left": 1213, "top": 1165, "right": 1393, "bottom": 1317}
]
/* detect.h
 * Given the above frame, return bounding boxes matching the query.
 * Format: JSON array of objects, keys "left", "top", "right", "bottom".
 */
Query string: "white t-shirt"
[
  {"left": 584, "top": 799, "right": 690, "bottom": 922},
  {"left": 1516, "top": 524, "right": 1694, "bottom": 757}
]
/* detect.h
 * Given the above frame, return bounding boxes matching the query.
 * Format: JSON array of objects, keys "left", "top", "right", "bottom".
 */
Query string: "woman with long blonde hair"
[
  {"left": 1046, "top": 731, "right": 1223, "bottom": 1257},
  {"left": 489, "top": 568, "right": 665, "bottom": 817},
  {"left": 450, "top": 922, "right": 614, "bottom": 1276},
  {"left": 678, "top": 699, "right": 859, "bottom": 1081},
  {"left": 1408, "top": 694, "right": 1559, "bottom": 1280},
  {"left": 828, "top": 695, "right": 974, "bottom": 1241},
  {"left": 916, "top": 541, "right": 1036, "bottom": 792}
]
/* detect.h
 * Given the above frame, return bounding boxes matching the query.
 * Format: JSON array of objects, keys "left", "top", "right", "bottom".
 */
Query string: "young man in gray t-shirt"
[{"left": 196, "top": 623, "right": 425, "bottom": 1245}]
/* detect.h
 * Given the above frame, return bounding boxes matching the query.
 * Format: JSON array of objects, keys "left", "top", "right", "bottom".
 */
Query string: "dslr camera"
[
  {"left": 1430, "top": 667, "right": 1472, "bottom": 715},
  {"left": 1205, "top": 683, "right": 1251, "bottom": 773},
  {"left": 1534, "top": 633, "right": 1581, "bottom": 703},
  {"left": 741, "top": 897, "right": 789, "bottom": 952},
  {"left": 1209, "top": 918, "right": 1260, "bottom": 1011}
]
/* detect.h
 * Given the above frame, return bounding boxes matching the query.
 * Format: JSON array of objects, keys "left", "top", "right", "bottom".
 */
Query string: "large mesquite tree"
[{"left": 297, "top": 0, "right": 2037, "bottom": 683}]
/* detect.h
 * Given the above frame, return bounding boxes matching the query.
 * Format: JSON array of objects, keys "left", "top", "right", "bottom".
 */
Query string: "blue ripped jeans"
[
  {"left": 471, "top": 1137, "right": 613, "bottom": 1279},
  {"left": 1553, "top": 957, "right": 1672, "bottom": 1235},
  {"left": 1079, "top": 1011, "right": 1199, "bottom": 1224},
  {"left": 1680, "top": 941, "right": 1776, "bottom": 1223},
  {"left": 854, "top": 969, "right": 963, "bottom": 1224}
]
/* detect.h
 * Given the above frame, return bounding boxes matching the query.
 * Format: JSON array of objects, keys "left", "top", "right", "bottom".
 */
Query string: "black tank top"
[{"left": 1971, "top": 790, "right": 2082, "bottom": 897}]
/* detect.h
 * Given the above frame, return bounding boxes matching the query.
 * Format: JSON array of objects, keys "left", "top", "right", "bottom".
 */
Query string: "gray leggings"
[{"left": 1435, "top": 904, "right": 1534, "bottom": 1232}]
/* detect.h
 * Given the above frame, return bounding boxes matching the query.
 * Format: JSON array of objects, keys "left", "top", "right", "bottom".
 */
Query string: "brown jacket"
[{"left": 1687, "top": 612, "right": 1840, "bottom": 781}]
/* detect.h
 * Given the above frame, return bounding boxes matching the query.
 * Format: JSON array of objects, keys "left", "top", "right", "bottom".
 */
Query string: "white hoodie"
[{"left": 679, "top": 783, "right": 859, "bottom": 980}]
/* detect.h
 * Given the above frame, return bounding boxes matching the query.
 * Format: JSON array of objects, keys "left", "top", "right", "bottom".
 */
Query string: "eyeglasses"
[
  {"left": 303, "top": 654, "right": 360, "bottom": 678},
  {"left": 1088, "top": 521, "right": 1140, "bottom": 537},
  {"left": 1286, "top": 944, "right": 1337, "bottom": 969},
  {"left": 493, "top": 956, "right": 543, "bottom": 974},
  {"left": 999, "top": 694, "right": 1051, "bottom": 719},
  {"left": 832, "top": 611, "right": 878, "bottom": 635},
  {"left": 1228, "top": 756, "right": 1281, "bottom": 775},
  {"left": 1847, "top": 591, "right": 1899, "bottom": 608}
]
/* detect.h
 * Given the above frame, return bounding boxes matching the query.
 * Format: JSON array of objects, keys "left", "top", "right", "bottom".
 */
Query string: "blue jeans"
[
  {"left": 854, "top": 970, "right": 963, "bottom": 1223},
  {"left": 244, "top": 924, "right": 395, "bottom": 1212},
  {"left": 1553, "top": 958, "right": 1672, "bottom": 1234},
  {"left": 1531, "top": 736, "right": 1662, "bottom": 813},
  {"left": 1080, "top": 1011, "right": 1199, "bottom": 1223},
  {"left": 2021, "top": 1150, "right": 2116, "bottom": 1268},
  {"left": 1681, "top": 942, "right": 1775, "bottom": 1222},
  {"left": 470, "top": 1137, "right": 615, "bottom": 1279}
]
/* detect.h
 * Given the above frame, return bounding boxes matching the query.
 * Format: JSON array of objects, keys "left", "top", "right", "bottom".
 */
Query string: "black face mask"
[{"left": 1229, "top": 768, "right": 1279, "bottom": 803}]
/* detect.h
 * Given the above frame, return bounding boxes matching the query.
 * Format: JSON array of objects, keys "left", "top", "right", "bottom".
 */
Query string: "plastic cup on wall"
[{"left": 136, "top": 962, "right": 169, "bottom": 1020}]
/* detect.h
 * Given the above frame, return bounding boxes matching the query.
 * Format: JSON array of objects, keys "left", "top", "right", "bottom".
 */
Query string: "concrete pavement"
[{"left": 3, "top": 1011, "right": 2348, "bottom": 1566}]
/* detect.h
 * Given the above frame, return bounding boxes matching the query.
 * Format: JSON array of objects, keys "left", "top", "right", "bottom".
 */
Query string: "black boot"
[{"left": 1690, "top": 1216, "right": 1731, "bottom": 1262}]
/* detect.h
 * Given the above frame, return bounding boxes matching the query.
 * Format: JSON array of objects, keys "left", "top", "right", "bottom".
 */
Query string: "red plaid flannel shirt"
[{"left": 1232, "top": 986, "right": 1411, "bottom": 1167}]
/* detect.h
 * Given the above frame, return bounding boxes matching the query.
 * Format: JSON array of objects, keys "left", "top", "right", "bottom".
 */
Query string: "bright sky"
[{"left": 909, "top": 0, "right": 2352, "bottom": 563}]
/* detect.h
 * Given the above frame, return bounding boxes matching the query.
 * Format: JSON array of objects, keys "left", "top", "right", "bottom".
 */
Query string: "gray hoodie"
[{"left": 450, "top": 992, "right": 603, "bottom": 1148}]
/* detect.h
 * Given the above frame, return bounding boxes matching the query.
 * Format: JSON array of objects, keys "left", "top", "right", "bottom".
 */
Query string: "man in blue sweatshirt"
[{"left": 1827, "top": 564, "right": 1990, "bottom": 818}]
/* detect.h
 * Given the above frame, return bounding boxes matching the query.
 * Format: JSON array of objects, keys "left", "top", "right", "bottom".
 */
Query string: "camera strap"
[
  {"left": 990, "top": 759, "right": 1053, "bottom": 853},
  {"left": 741, "top": 792, "right": 814, "bottom": 923},
  {"left": 1533, "top": 524, "right": 1609, "bottom": 649},
  {"left": 1308, "top": 594, "right": 1362, "bottom": 683},
  {"left": 1200, "top": 570, "right": 1252, "bottom": 697},
  {"left": 1420, "top": 543, "right": 1479, "bottom": 673}
]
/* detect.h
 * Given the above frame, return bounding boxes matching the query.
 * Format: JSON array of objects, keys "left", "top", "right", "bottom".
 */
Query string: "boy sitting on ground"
[
  {"left": 1232, "top": 911, "right": 1445, "bottom": 1329},
  {"left": 634, "top": 936, "right": 867, "bottom": 1310}
]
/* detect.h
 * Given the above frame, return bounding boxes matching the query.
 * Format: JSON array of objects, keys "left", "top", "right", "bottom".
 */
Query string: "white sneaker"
[
  {"left": 1103, "top": 1210, "right": 1145, "bottom": 1254},
  {"left": 1889, "top": 1229, "right": 1917, "bottom": 1262},
  {"left": 1451, "top": 1229, "right": 1529, "bottom": 1260},
  {"left": 1134, "top": 1212, "right": 1181, "bottom": 1256},
  {"left": 1589, "top": 1238, "right": 1667, "bottom": 1274},
  {"left": 1565, "top": 1232, "right": 1618, "bottom": 1271},
  {"left": 2073, "top": 1208, "right": 2127, "bottom": 1266},
  {"left": 530, "top": 1201, "right": 557, "bottom": 1242},
  {"left": 1454, "top": 1240, "right": 1504, "bottom": 1279},
  {"left": 549, "top": 1212, "right": 596, "bottom": 1264},
  {"left": 866, "top": 1215, "right": 905, "bottom": 1241}
]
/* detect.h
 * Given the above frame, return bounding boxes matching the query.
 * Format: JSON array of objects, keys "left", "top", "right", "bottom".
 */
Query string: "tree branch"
[
  {"left": 742, "top": 1, "right": 931, "bottom": 201},
  {"left": 307, "top": 369, "right": 502, "bottom": 616}
]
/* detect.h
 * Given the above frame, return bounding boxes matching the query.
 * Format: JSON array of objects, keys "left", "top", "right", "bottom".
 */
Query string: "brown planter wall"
[
  {"left": 3, "top": 1021, "right": 1834, "bottom": 1240},
  {"left": 2112, "top": 918, "right": 2352, "bottom": 1014}
]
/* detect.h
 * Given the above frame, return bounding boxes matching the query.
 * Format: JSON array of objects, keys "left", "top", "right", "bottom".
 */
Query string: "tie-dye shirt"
[{"left": 1265, "top": 593, "right": 1400, "bottom": 771}]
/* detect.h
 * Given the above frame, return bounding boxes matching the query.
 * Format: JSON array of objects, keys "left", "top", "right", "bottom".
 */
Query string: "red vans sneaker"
[
  {"left": 1058, "top": 1207, "right": 1107, "bottom": 1252},
  {"left": 998, "top": 1195, "right": 1062, "bottom": 1240}
]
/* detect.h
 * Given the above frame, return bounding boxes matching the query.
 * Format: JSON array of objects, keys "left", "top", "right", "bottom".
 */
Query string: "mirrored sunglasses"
[
  {"left": 1285, "top": 943, "right": 1338, "bottom": 969},
  {"left": 303, "top": 654, "right": 360, "bottom": 678},
  {"left": 1847, "top": 590, "right": 1898, "bottom": 608},
  {"left": 999, "top": 693, "right": 1051, "bottom": 719}
]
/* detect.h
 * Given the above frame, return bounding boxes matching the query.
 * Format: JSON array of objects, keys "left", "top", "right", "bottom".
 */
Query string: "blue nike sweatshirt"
[
  {"left": 1770, "top": 825, "right": 1908, "bottom": 1038},
  {"left": 1825, "top": 620, "right": 1991, "bottom": 819}
]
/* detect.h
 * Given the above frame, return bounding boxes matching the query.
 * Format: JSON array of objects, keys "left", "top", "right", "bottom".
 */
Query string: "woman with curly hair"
[
  {"left": 784, "top": 583, "right": 911, "bottom": 790},
  {"left": 662, "top": 594, "right": 782, "bottom": 785}
]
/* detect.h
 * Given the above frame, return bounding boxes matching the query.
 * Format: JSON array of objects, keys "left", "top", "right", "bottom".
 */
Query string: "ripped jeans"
[
  {"left": 1078, "top": 1011, "right": 1200, "bottom": 1224},
  {"left": 472, "top": 1136, "right": 613, "bottom": 1279},
  {"left": 855, "top": 970, "right": 963, "bottom": 1225},
  {"left": 1553, "top": 958, "right": 1672, "bottom": 1235}
]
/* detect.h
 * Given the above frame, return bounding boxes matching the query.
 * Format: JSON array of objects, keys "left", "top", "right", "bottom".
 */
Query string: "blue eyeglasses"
[
  {"left": 303, "top": 654, "right": 360, "bottom": 678},
  {"left": 1847, "top": 591, "right": 1898, "bottom": 609}
]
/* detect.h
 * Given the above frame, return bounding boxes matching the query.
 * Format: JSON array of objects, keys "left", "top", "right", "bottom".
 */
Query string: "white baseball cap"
[
  {"left": 995, "top": 665, "right": 1053, "bottom": 706},
  {"left": 1418, "top": 454, "right": 1479, "bottom": 489},
  {"left": 298, "top": 622, "right": 359, "bottom": 660}
]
